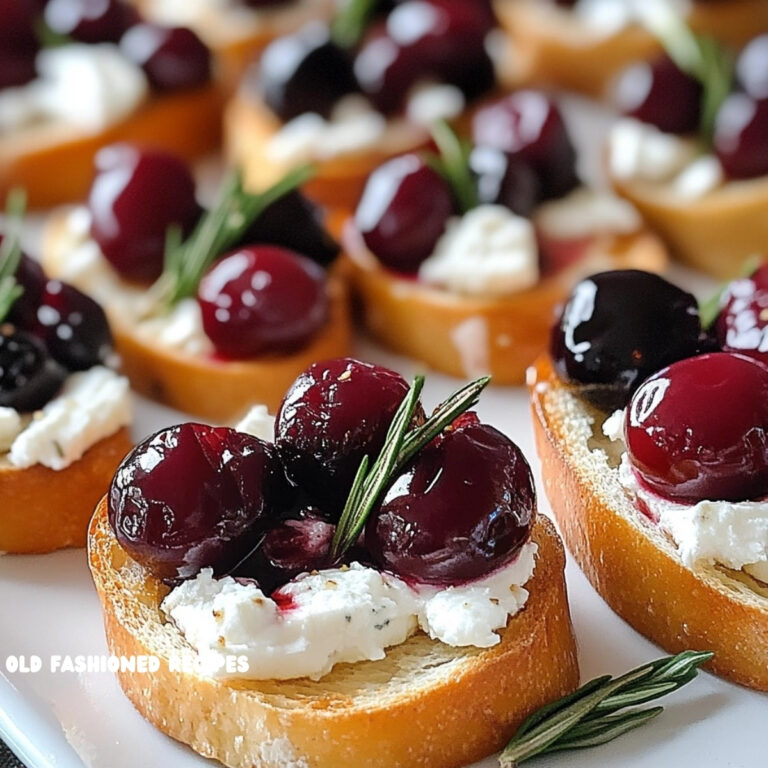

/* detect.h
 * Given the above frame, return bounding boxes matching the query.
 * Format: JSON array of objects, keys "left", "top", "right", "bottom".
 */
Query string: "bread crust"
[
  {"left": 0, "top": 428, "right": 132, "bottom": 554},
  {"left": 494, "top": 0, "right": 768, "bottom": 96},
  {"left": 88, "top": 499, "right": 579, "bottom": 768},
  {"left": 341, "top": 222, "right": 667, "bottom": 384},
  {"left": 530, "top": 356, "right": 768, "bottom": 690},
  {"left": 0, "top": 85, "right": 224, "bottom": 208}
]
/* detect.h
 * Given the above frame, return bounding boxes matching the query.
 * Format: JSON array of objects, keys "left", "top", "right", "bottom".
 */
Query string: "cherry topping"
[
  {"left": 0, "top": 0, "right": 40, "bottom": 55},
  {"left": 197, "top": 245, "right": 329, "bottom": 359},
  {"left": 5, "top": 252, "right": 46, "bottom": 329},
  {"left": 355, "top": 153, "right": 455, "bottom": 273},
  {"left": 471, "top": 92, "right": 579, "bottom": 200},
  {"left": 257, "top": 23, "right": 358, "bottom": 121},
  {"left": 551, "top": 270, "right": 702, "bottom": 411},
  {"left": 625, "top": 353, "right": 768, "bottom": 503},
  {"left": 366, "top": 421, "right": 535, "bottom": 586},
  {"left": 0, "top": 51, "right": 38, "bottom": 89},
  {"left": 737, "top": 34, "right": 768, "bottom": 100},
  {"left": 120, "top": 23, "right": 211, "bottom": 92},
  {"left": 612, "top": 55, "right": 702, "bottom": 135},
  {"left": 45, "top": 0, "right": 135, "bottom": 44},
  {"left": 715, "top": 263, "right": 768, "bottom": 366},
  {"left": 0, "top": 329, "right": 66, "bottom": 412},
  {"left": 469, "top": 146, "right": 541, "bottom": 217},
  {"left": 713, "top": 94, "right": 768, "bottom": 179},
  {"left": 275, "top": 358, "right": 421, "bottom": 515},
  {"left": 89, "top": 144, "right": 201, "bottom": 282},
  {"left": 109, "top": 423, "right": 288, "bottom": 581}
]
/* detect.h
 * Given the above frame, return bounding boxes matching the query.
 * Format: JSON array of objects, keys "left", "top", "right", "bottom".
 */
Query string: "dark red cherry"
[
  {"left": 109, "top": 423, "right": 288, "bottom": 582},
  {"left": 551, "top": 270, "right": 702, "bottom": 411},
  {"left": 257, "top": 23, "right": 358, "bottom": 121},
  {"left": 736, "top": 34, "right": 768, "bottom": 100},
  {"left": 355, "top": 154, "right": 455, "bottom": 273},
  {"left": 0, "top": 0, "right": 40, "bottom": 55},
  {"left": 714, "top": 94, "right": 768, "bottom": 179},
  {"left": 89, "top": 144, "right": 201, "bottom": 282},
  {"left": 612, "top": 55, "right": 702, "bottom": 135},
  {"left": 275, "top": 358, "right": 421, "bottom": 515},
  {"left": 0, "top": 329, "right": 66, "bottom": 412},
  {"left": 469, "top": 146, "right": 541, "bottom": 217},
  {"left": 241, "top": 0, "right": 294, "bottom": 6},
  {"left": 715, "top": 263, "right": 768, "bottom": 366},
  {"left": 120, "top": 23, "right": 211, "bottom": 92},
  {"left": 626, "top": 353, "right": 768, "bottom": 503},
  {"left": 366, "top": 421, "right": 535, "bottom": 586},
  {"left": 197, "top": 245, "right": 329, "bottom": 358},
  {"left": 471, "top": 92, "right": 579, "bottom": 200},
  {"left": 5, "top": 252, "right": 46, "bottom": 329},
  {"left": 0, "top": 51, "right": 37, "bottom": 88},
  {"left": 44, "top": 0, "right": 135, "bottom": 43},
  {"left": 238, "top": 191, "right": 339, "bottom": 268}
]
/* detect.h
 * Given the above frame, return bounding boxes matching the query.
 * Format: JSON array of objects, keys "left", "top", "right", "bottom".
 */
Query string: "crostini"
[{"left": 90, "top": 358, "right": 579, "bottom": 768}]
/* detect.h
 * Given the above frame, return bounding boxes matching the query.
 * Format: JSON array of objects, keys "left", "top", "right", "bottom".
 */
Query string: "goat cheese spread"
[
  {"left": 162, "top": 542, "right": 538, "bottom": 680},
  {"left": 603, "top": 409, "right": 768, "bottom": 582},
  {"left": 234, "top": 405, "right": 275, "bottom": 442},
  {"left": 567, "top": 0, "right": 692, "bottom": 37}
]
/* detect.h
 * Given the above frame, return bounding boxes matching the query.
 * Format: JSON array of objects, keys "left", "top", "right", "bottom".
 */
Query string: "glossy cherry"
[
  {"left": 713, "top": 94, "right": 768, "bottom": 179},
  {"left": 737, "top": 34, "right": 768, "bottom": 100},
  {"left": 469, "top": 146, "right": 541, "bottom": 217},
  {"left": 198, "top": 245, "right": 329, "bottom": 359},
  {"left": 0, "top": 52, "right": 37, "bottom": 89},
  {"left": 5, "top": 252, "right": 46, "bottom": 329},
  {"left": 44, "top": 0, "right": 135, "bottom": 43},
  {"left": 471, "top": 92, "right": 579, "bottom": 200},
  {"left": 0, "top": 329, "right": 66, "bottom": 412},
  {"left": 626, "top": 353, "right": 768, "bottom": 502},
  {"left": 89, "top": 144, "right": 201, "bottom": 282},
  {"left": 257, "top": 22, "right": 358, "bottom": 121},
  {"left": 612, "top": 55, "right": 702, "bottom": 135},
  {"left": 0, "top": 0, "right": 40, "bottom": 54},
  {"left": 109, "top": 423, "right": 289, "bottom": 581},
  {"left": 355, "top": 153, "right": 455, "bottom": 273},
  {"left": 551, "top": 270, "right": 702, "bottom": 411},
  {"left": 120, "top": 23, "right": 211, "bottom": 91},
  {"left": 366, "top": 421, "right": 535, "bottom": 585},
  {"left": 275, "top": 358, "right": 419, "bottom": 515}
]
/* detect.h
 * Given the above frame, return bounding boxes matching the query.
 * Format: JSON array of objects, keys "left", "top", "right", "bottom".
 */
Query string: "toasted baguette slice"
[
  {"left": 1, "top": 428, "right": 132, "bottom": 554},
  {"left": 611, "top": 173, "right": 768, "bottom": 280},
  {"left": 42, "top": 211, "right": 352, "bottom": 422},
  {"left": 529, "top": 356, "right": 768, "bottom": 690},
  {"left": 89, "top": 500, "right": 579, "bottom": 768},
  {"left": 0, "top": 86, "right": 223, "bottom": 209},
  {"left": 341, "top": 223, "right": 667, "bottom": 384},
  {"left": 494, "top": 0, "right": 768, "bottom": 96}
]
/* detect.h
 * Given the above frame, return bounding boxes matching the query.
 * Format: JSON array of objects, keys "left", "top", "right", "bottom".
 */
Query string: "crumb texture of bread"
[
  {"left": 530, "top": 356, "right": 768, "bottom": 690},
  {"left": 89, "top": 499, "right": 579, "bottom": 768}
]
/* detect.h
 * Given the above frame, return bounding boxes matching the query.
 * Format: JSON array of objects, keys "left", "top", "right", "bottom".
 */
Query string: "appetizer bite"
[
  {"left": 607, "top": 25, "right": 768, "bottom": 278},
  {"left": 0, "top": 196, "right": 132, "bottom": 554},
  {"left": 90, "top": 359, "right": 578, "bottom": 768},
  {"left": 343, "top": 98, "right": 667, "bottom": 383},
  {"left": 494, "top": 0, "right": 768, "bottom": 97},
  {"left": 0, "top": 0, "right": 222, "bottom": 207},
  {"left": 530, "top": 267, "right": 768, "bottom": 689},
  {"left": 43, "top": 144, "right": 350, "bottom": 420},
  {"left": 226, "top": 0, "right": 501, "bottom": 210}
]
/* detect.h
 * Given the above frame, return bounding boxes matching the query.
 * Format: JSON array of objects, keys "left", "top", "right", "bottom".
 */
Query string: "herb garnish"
[
  {"left": 0, "top": 189, "right": 27, "bottom": 323},
  {"left": 499, "top": 650, "right": 713, "bottom": 766},
  {"left": 330, "top": 374, "right": 491, "bottom": 561},
  {"left": 331, "top": 0, "right": 380, "bottom": 49},
  {"left": 425, "top": 120, "right": 479, "bottom": 214}
]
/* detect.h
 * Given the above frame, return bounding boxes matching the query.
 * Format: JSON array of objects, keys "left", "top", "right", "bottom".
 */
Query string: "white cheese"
[
  {"left": 234, "top": 405, "right": 275, "bottom": 443},
  {"left": 419, "top": 205, "right": 539, "bottom": 297},
  {"left": 0, "top": 408, "right": 23, "bottom": 452},
  {"left": 8, "top": 367, "right": 131, "bottom": 471},
  {"left": 572, "top": 0, "right": 691, "bottom": 36},
  {"left": 162, "top": 545, "right": 537, "bottom": 681},
  {"left": 673, "top": 155, "right": 724, "bottom": 199},
  {"left": 135, "top": 298, "right": 214, "bottom": 357},
  {"left": 405, "top": 82, "right": 465, "bottom": 126}
]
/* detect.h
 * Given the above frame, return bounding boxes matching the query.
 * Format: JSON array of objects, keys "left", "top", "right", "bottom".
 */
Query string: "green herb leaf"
[
  {"left": 426, "top": 120, "right": 479, "bottom": 213},
  {"left": 499, "top": 650, "right": 713, "bottom": 767},
  {"left": 331, "top": 0, "right": 380, "bottom": 49},
  {"left": 0, "top": 189, "right": 28, "bottom": 324}
]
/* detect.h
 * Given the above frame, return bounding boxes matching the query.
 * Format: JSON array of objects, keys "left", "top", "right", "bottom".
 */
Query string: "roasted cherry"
[
  {"left": 471, "top": 92, "right": 579, "bottom": 200},
  {"left": 714, "top": 94, "right": 768, "bottom": 179},
  {"left": 0, "top": 329, "right": 66, "bottom": 412},
  {"left": 612, "top": 55, "right": 702, "bottom": 135},
  {"left": 737, "top": 34, "right": 768, "bottom": 100},
  {"left": 120, "top": 23, "right": 211, "bottom": 91},
  {"left": 469, "top": 146, "right": 541, "bottom": 217},
  {"left": 197, "top": 245, "right": 329, "bottom": 358},
  {"left": 109, "top": 423, "right": 288, "bottom": 581},
  {"left": 366, "top": 421, "right": 535, "bottom": 585},
  {"left": 626, "top": 353, "right": 768, "bottom": 502},
  {"left": 355, "top": 154, "right": 455, "bottom": 273},
  {"left": 257, "top": 23, "right": 358, "bottom": 121},
  {"left": 0, "top": 0, "right": 40, "bottom": 55},
  {"left": 44, "top": 0, "right": 135, "bottom": 43},
  {"left": 275, "top": 358, "right": 419, "bottom": 515},
  {"left": 5, "top": 252, "right": 46, "bottom": 329},
  {"left": 89, "top": 144, "right": 201, "bottom": 282},
  {"left": 551, "top": 270, "right": 702, "bottom": 411},
  {"left": 0, "top": 51, "right": 37, "bottom": 89}
]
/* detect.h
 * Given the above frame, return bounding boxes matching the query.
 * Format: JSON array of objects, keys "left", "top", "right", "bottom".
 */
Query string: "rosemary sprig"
[
  {"left": 425, "top": 120, "right": 479, "bottom": 214},
  {"left": 698, "top": 256, "right": 761, "bottom": 329},
  {"left": 499, "top": 650, "right": 713, "bottom": 767},
  {"left": 0, "top": 189, "right": 28, "bottom": 323},
  {"left": 156, "top": 165, "right": 314, "bottom": 308},
  {"left": 331, "top": 0, "right": 380, "bottom": 49},
  {"left": 330, "top": 375, "right": 491, "bottom": 561}
]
